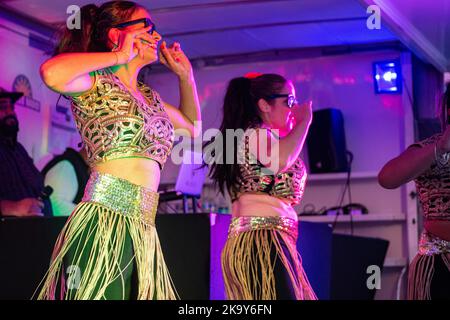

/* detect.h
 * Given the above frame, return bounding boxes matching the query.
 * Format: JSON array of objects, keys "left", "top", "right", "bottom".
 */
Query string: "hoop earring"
[{"left": 109, "top": 39, "right": 119, "bottom": 51}]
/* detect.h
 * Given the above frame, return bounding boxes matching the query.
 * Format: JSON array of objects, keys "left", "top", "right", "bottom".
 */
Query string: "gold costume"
[
  {"left": 230, "top": 128, "right": 307, "bottom": 205},
  {"left": 224, "top": 128, "right": 317, "bottom": 300},
  {"left": 407, "top": 134, "right": 450, "bottom": 300},
  {"left": 36, "top": 68, "right": 176, "bottom": 300},
  {"left": 222, "top": 216, "right": 317, "bottom": 300}
]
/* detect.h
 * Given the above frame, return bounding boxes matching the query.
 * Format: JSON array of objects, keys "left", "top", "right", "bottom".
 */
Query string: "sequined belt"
[
  {"left": 418, "top": 230, "right": 450, "bottom": 256},
  {"left": 228, "top": 216, "right": 298, "bottom": 240},
  {"left": 82, "top": 171, "right": 159, "bottom": 226}
]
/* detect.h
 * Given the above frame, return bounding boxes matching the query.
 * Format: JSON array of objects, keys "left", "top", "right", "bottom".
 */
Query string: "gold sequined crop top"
[
  {"left": 69, "top": 68, "right": 174, "bottom": 169},
  {"left": 229, "top": 128, "right": 307, "bottom": 205},
  {"left": 410, "top": 133, "right": 450, "bottom": 221}
]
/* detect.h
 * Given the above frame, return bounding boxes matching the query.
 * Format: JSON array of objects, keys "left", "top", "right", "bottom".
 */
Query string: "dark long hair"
[
  {"left": 53, "top": 1, "right": 142, "bottom": 56},
  {"left": 443, "top": 83, "right": 450, "bottom": 130},
  {"left": 204, "top": 74, "right": 288, "bottom": 196}
]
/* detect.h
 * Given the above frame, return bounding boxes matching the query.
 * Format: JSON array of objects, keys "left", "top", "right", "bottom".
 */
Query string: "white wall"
[
  {"left": 0, "top": 17, "right": 79, "bottom": 169},
  {"left": 147, "top": 50, "right": 408, "bottom": 185}
]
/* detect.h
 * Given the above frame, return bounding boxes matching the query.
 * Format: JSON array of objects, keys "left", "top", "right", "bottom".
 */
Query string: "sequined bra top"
[
  {"left": 411, "top": 133, "right": 450, "bottom": 221},
  {"left": 229, "top": 128, "right": 307, "bottom": 205},
  {"left": 70, "top": 68, "right": 174, "bottom": 169}
]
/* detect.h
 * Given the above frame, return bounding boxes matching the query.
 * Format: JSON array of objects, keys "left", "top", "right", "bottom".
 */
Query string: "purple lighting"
[{"left": 372, "top": 59, "right": 402, "bottom": 94}]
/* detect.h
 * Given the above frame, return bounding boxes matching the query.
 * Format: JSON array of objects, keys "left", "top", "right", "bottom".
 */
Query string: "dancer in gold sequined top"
[
  {"left": 204, "top": 73, "right": 317, "bottom": 300},
  {"left": 35, "top": 1, "right": 201, "bottom": 300},
  {"left": 379, "top": 84, "right": 450, "bottom": 300}
]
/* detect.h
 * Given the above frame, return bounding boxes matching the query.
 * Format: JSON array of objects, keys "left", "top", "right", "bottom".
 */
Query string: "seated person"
[{"left": 0, "top": 88, "right": 47, "bottom": 217}]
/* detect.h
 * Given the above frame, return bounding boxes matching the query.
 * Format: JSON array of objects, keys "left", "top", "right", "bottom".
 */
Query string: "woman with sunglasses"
[
  {"left": 36, "top": 1, "right": 200, "bottom": 300},
  {"left": 204, "top": 73, "right": 317, "bottom": 300}
]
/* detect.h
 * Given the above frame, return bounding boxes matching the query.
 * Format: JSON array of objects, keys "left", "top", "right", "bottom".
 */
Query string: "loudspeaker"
[
  {"left": 330, "top": 234, "right": 389, "bottom": 300},
  {"left": 306, "top": 108, "right": 348, "bottom": 173}
]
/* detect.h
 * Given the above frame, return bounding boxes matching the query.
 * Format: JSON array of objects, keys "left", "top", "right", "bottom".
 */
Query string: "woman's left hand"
[
  {"left": 159, "top": 41, "right": 193, "bottom": 80},
  {"left": 292, "top": 100, "right": 313, "bottom": 126}
]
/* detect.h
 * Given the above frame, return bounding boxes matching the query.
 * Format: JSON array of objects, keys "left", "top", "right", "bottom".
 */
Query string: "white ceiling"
[
  {"left": 361, "top": 0, "right": 450, "bottom": 71},
  {"left": 0, "top": 0, "right": 396, "bottom": 57},
  {"left": 1, "top": 0, "right": 449, "bottom": 70}
]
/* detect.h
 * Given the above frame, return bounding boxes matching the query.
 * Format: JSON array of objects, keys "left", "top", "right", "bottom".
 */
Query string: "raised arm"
[
  {"left": 158, "top": 41, "right": 201, "bottom": 138},
  {"left": 249, "top": 101, "right": 312, "bottom": 173},
  {"left": 40, "top": 26, "right": 151, "bottom": 95},
  {"left": 378, "top": 126, "right": 450, "bottom": 189},
  {"left": 277, "top": 101, "right": 312, "bottom": 170}
]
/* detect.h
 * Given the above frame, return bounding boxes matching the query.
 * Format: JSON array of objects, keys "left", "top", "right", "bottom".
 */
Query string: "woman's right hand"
[
  {"left": 112, "top": 26, "right": 152, "bottom": 64},
  {"left": 291, "top": 100, "right": 313, "bottom": 126},
  {"left": 437, "top": 125, "right": 450, "bottom": 153}
]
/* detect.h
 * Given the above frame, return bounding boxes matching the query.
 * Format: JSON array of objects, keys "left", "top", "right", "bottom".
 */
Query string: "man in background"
[{"left": 0, "top": 87, "right": 48, "bottom": 217}]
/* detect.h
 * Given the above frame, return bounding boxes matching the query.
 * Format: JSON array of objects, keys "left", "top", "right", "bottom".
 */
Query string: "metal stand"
[
  {"left": 182, "top": 195, "right": 199, "bottom": 214},
  {"left": 159, "top": 190, "right": 200, "bottom": 214}
]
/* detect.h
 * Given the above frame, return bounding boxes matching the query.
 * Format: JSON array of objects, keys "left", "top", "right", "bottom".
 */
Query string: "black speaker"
[
  {"left": 306, "top": 108, "right": 348, "bottom": 173},
  {"left": 330, "top": 234, "right": 389, "bottom": 300}
]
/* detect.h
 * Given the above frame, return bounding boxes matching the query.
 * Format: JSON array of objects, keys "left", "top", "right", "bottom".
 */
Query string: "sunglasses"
[
  {"left": 265, "top": 94, "right": 298, "bottom": 109},
  {"left": 113, "top": 18, "right": 156, "bottom": 35}
]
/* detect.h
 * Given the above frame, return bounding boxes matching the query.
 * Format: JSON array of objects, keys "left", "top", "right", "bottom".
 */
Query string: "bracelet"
[{"left": 434, "top": 142, "right": 449, "bottom": 167}]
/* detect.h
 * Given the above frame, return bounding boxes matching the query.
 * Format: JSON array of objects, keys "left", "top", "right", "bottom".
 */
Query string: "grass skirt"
[
  {"left": 408, "top": 230, "right": 450, "bottom": 300},
  {"left": 35, "top": 171, "right": 177, "bottom": 300},
  {"left": 221, "top": 216, "right": 317, "bottom": 300}
]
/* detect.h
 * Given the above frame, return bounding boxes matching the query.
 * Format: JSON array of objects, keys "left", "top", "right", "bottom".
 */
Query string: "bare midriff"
[
  {"left": 93, "top": 157, "right": 161, "bottom": 192},
  {"left": 231, "top": 193, "right": 298, "bottom": 221},
  {"left": 424, "top": 220, "right": 450, "bottom": 242}
]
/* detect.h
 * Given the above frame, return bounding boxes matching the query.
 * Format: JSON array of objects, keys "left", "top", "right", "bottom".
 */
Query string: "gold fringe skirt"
[
  {"left": 407, "top": 230, "right": 450, "bottom": 300},
  {"left": 221, "top": 216, "right": 317, "bottom": 300},
  {"left": 35, "top": 171, "right": 177, "bottom": 300}
]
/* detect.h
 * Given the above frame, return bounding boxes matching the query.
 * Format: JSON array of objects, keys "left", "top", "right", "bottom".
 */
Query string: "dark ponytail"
[
  {"left": 223, "top": 77, "right": 259, "bottom": 130},
  {"left": 204, "top": 73, "right": 288, "bottom": 197},
  {"left": 53, "top": 1, "right": 142, "bottom": 56}
]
